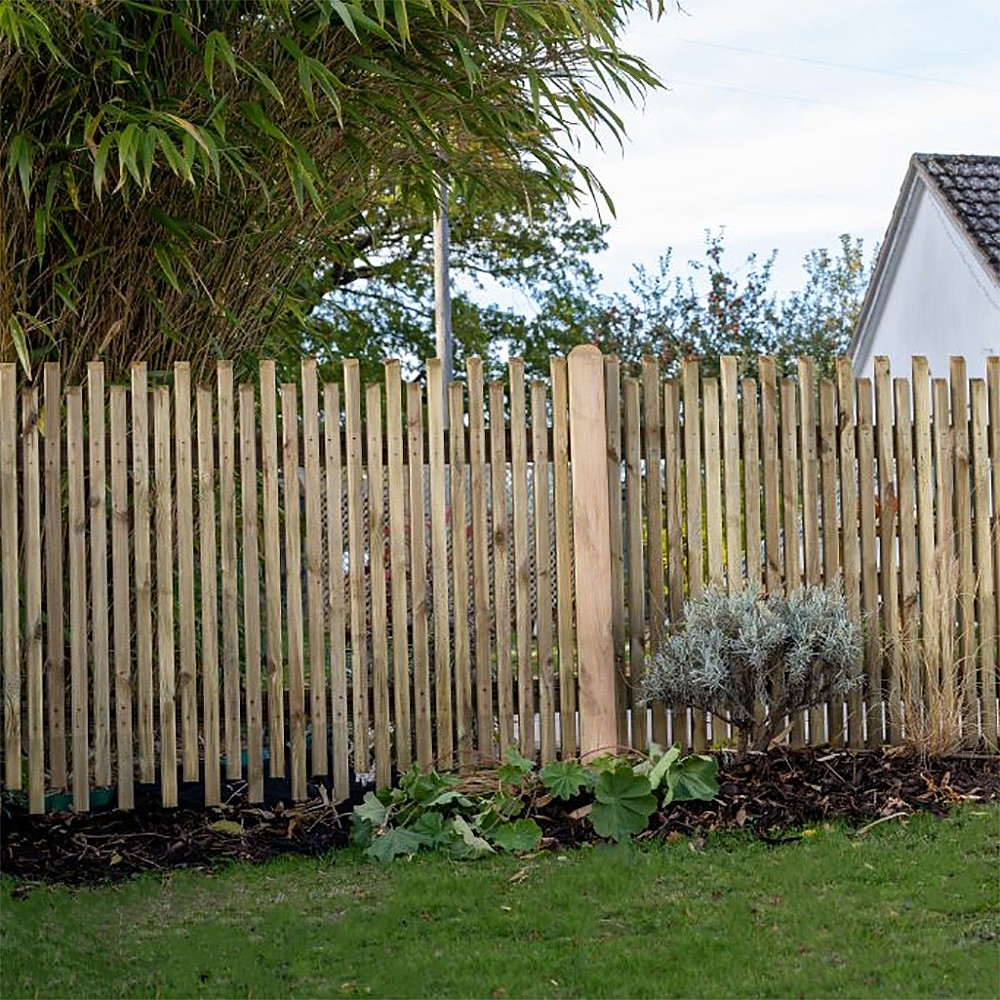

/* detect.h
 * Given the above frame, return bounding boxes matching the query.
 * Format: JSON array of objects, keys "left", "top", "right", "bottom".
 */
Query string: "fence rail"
[{"left": 1, "top": 348, "right": 998, "bottom": 813}]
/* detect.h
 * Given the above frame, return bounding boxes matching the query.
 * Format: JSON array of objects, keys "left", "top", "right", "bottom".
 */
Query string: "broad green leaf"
[
  {"left": 490, "top": 819, "right": 542, "bottom": 853},
  {"left": 498, "top": 745, "right": 535, "bottom": 786},
  {"left": 663, "top": 754, "right": 719, "bottom": 805},
  {"left": 590, "top": 764, "right": 656, "bottom": 843},
  {"left": 400, "top": 764, "right": 457, "bottom": 804},
  {"left": 446, "top": 815, "right": 494, "bottom": 859},
  {"left": 644, "top": 743, "right": 682, "bottom": 793},
  {"left": 366, "top": 827, "right": 427, "bottom": 862},
  {"left": 410, "top": 811, "right": 452, "bottom": 848},
  {"left": 539, "top": 760, "right": 589, "bottom": 800},
  {"left": 354, "top": 790, "right": 388, "bottom": 827}
]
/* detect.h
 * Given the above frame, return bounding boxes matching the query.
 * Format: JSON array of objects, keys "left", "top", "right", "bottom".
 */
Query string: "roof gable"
[{"left": 913, "top": 153, "right": 1000, "bottom": 278}]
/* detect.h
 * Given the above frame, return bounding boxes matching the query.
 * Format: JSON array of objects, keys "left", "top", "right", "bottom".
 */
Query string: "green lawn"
[{"left": 2, "top": 807, "right": 998, "bottom": 999}]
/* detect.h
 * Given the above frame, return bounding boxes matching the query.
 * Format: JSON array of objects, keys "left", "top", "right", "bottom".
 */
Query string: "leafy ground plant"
[{"left": 350, "top": 745, "right": 719, "bottom": 861}]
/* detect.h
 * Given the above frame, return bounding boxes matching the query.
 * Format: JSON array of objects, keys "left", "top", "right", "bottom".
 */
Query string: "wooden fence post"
[{"left": 568, "top": 345, "right": 617, "bottom": 757}]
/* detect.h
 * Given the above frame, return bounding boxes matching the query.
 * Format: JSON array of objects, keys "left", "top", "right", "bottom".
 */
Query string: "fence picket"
[
  {"left": 23, "top": 387, "right": 44, "bottom": 813},
  {"left": 88, "top": 363, "right": 111, "bottom": 785},
  {"left": 720, "top": 357, "right": 743, "bottom": 593},
  {"left": 132, "top": 365, "right": 156, "bottom": 785},
  {"left": 741, "top": 378, "right": 762, "bottom": 593},
  {"left": 449, "top": 382, "right": 474, "bottom": 765},
  {"left": 239, "top": 384, "right": 264, "bottom": 804},
  {"left": 109, "top": 387, "right": 134, "bottom": 809},
  {"left": 970, "top": 380, "right": 997, "bottom": 748},
  {"left": 427, "top": 361, "right": 453, "bottom": 765},
  {"left": 780, "top": 378, "right": 803, "bottom": 746},
  {"left": 174, "top": 363, "right": 199, "bottom": 782},
  {"left": 0, "top": 364, "right": 20, "bottom": 790},
  {"left": 989, "top": 358, "right": 1000, "bottom": 645},
  {"left": 302, "top": 361, "right": 328, "bottom": 778},
  {"left": 43, "top": 362, "right": 66, "bottom": 788},
  {"left": 551, "top": 357, "right": 577, "bottom": 758},
  {"left": 154, "top": 388, "right": 177, "bottom": 807},
  {"left": 510, "top": 360, "right": 534, "bottom": 759},
  {"left": 664, "top": 379, "right": 686, "bottom": 748},
  {"left": 407, "top": 381, "right": 432, "bottom": 767},
  {"left": 385, "top": 364, "right": 412, "bottom": 772},
  {"left": 366, "top": 384, "right": 391, "bottom": 788},
  {"left": 932, "top": 379, "right": 956, "bottom": 721},
  {"left": 950, "top": 358, "right": 975, "bottom": 725},
  {"left": 759, "top": 359, "right": 782, "bottom": 596},
  {"left": 894, "top": 379, "right": 919, "bottom": 735},
  {"left": 67, "top": 387, "right": 88, "bottom": 810},
  {"left": 856, "top": 379, "right": 881, "bottom": 745},
  {"left": 490, "top": 380, "right": 515, "bottom": 752},
  {"left": 196, "top": 388, "right": 221, "bottom": 806},
  {"left": 531, "top": 380, "right": 556, "bottom": 763},
  {"left": 819, "top": 378, "right": 839, "bottom": 743},
  {"left": 605, "top": 359, "right": 627, "bottom": 747},
  {"left": 624, "top": 379, "right": 645, "bottom": 752}
]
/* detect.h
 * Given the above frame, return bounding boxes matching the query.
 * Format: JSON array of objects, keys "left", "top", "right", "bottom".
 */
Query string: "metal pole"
[{"left": 433, "top": 176, "right": 453, "bottom": 394}]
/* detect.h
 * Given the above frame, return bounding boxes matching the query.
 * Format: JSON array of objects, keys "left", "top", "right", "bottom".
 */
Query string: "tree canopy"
[{"left": 1, "top": 0, "right": 663, "bottom": 382}]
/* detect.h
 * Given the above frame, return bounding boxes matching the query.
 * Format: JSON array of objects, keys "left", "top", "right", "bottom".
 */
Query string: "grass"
[{"left": 1, "top": 807, "right": 998, "bottom": 999}]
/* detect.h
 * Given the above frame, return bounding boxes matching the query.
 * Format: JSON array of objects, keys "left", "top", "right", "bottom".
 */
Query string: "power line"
[{"left": 673, "top": 37, "right": 1000, "bottom": 94}]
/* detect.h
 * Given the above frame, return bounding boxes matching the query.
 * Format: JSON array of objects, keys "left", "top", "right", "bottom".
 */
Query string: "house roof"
[
  {"left": 913, "top": 153, "right": 1000, "bottom": 278},
  {"left": 848, "top": 152, "right": 999, "bottom": 362}
]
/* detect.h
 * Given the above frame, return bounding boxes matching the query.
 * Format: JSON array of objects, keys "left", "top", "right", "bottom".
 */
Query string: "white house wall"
[{"left": 854, "top": 182, "right": 999, "bottom": 380}]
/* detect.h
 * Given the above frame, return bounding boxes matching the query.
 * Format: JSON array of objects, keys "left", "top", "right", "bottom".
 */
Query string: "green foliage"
[
  {"left": 1, "top": 0, "right": 663, "bottom": 380},
  {"left": 589, "top": 762, "right": 657, "bottom": 843},
  {"left": 644, "top": 584, "right": 863, "bottom": 756},
  {"left": 351, "top": 744, "right": 718, "bottom": 861}
]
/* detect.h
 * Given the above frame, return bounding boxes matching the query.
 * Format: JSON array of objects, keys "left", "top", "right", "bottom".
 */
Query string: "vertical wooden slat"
[
  {"left": 664, "top": 380, "right": 687, "bottom": 748},
  {"left": 109, "top": 387, "right": 134, "bottom": 809},
  {"left": 894, "top": 379, "right": 919, "bottom": 735},
  {"left": 302, "top": 361, "right": 328, "bottom": 777},
  {"left": 324, "top": 384, "right": 350, "bottom": 801},
  {"left": 836, "top": 358, "right": 863, "bottom": 748},
  {"left": 720, "top": 357, "right": 743, "bottom": 592},
  {"left": 131, "top": 364, "right": 154, "bottom": 783},
  {"left": 260, "top": 361, "right": 285, "bottom": 776},
  {"left": 912, "top": 359, "right": 936, "bottom": 700},
  {"left": 218, "top": 363, "right": 241, "bottom": 779},
  {"left": 703, "top": 379, "right": 724, "bottom": 590},
  {"left": 406, "top": 380, "right": 432, "bottom": 767},
  {"left": 551, "top": 357, "right": 577, "bottom": 758},
  {"left": 173, "top": 363, "right": 199, "bottom": 782},
  {"left": 43, "top": 362, "right": 66, "bottom": 788},
  {"left": 682, "top": 359, "right": 706, "bottom": 751},
  {"left": 449, "top": 381, "right": 474, "bottom": 765},
  {"left": 509, "top": 360, "right": 534, "bottom": 759},
  {"left": 759, "top": 359, "right": 782, "bottom": 597},
  {"left": 741, "top": 378, "right": 762, "bottom": 593},
  {"left": 988, "top": 358, "right": 1000, "bottom": 676},
  {"left": 22, "top": 387, "right": 44, "bottom": 813},
  {"left": 87, "top": 362, "right": 111, "bottom": 786},
  {"left": 154, "top": 387, "right": 177, "bottom": 807},
  {"left": 490, "top": 379, "right": 515, "bottom": 752},
  {"left": 970, "top": 380, "right": 997, "bottom": 748},
  {"left": 67, "top": 387, "right": 88, "bottom": 810},
  {"left": 857, "top": 379, "right": 881, "bottom": 746},
  {"left": 344, "top": 361, "right": 369, "bottom": 772},
  {"left": 874, "top": 358, "right": 900, "bottom": 743},
  {"left": 605, "top": 358, "right": 627, "bottom": 748},
  {"left": 385, "top": 364, "right": 412, "bottom": 772},
  {"left": 0, "top": 364, "right": 20, "bottom": 790},
  {"left": 932, "top": 379, "right": 956, "bottom": 726},
  {"left": 819, "top": 378, "right": 839, "bottom": 744},
  {"left": 568, "top": 346, "right": 617, "bottom": 757},
  {"left": 642, "top": 359, "right": 667, "bottom": 746},
  {"left": 239, "top": 385, "right": 264, "bottom": 804},
  {"left": 365, "top": 383, "right": 391, "bottom": 788},
  {"left": 531, "top": 380, "right": 556, "bottom": 763},
  {"left": 780, "top": 378, "right": 803, "bottom": 746},
  {"left": 467, "top": 359, "right": 493, "bottom": 757},
  {"left": 281, "top": 384, "right": 306, "bottom": 800},
  {"left": 950, "top": 357, "right": 976, "bottom": 727},
  {"left": 798, "top": 359, "right": 822, "bottom": 591},
  {"left": 427, "top": 360, "right": 453, "bottom": 765},
  {"left": 624, "top": 379, "right": 645, "bottom": 752},
  {"left": 196, "top": 388, "right": 221, "bottom": 806}
]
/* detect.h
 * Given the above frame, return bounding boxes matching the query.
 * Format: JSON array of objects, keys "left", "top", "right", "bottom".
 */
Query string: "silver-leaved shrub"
[{"left": 643, "top": 584, "right": 862, "bottom": 756}]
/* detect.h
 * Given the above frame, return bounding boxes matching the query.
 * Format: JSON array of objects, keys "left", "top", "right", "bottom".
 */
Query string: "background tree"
[{"left": 1, "top": 0, "right": 663, "bottom": 382}]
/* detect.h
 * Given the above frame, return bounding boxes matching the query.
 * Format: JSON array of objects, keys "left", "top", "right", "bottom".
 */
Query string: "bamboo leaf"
[
  {"left": 92, "top": 133, "right": 115, "bottom": 200},
  {"left": 8, "top": 132, "right": 32, "bottom": 203},
  {"left": 8, "top": 315, "right": 31, "bottom": 378}
]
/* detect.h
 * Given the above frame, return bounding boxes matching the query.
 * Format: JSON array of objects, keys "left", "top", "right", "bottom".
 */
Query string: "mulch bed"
[{"left": 3, "top": 748, "right": 997, "bottom": 892}]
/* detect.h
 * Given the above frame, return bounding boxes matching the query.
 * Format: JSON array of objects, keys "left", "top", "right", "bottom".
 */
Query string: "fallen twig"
[{"left": 854, "top": 811, "right": 910, "bottom": 836}]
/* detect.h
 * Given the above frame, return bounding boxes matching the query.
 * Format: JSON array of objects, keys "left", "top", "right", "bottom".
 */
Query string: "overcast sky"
[{"left": 571, "top": 0, "right": 1000, "bottom": 297}]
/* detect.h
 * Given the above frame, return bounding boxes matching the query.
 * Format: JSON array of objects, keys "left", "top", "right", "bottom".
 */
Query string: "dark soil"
[{"left": 2, "top": 748, "right": 997, "bottom": 890}]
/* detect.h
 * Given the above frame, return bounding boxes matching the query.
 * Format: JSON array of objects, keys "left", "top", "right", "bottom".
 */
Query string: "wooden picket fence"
[{"left": 1, "top": 347, "right": 998, "bottom": 814}]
